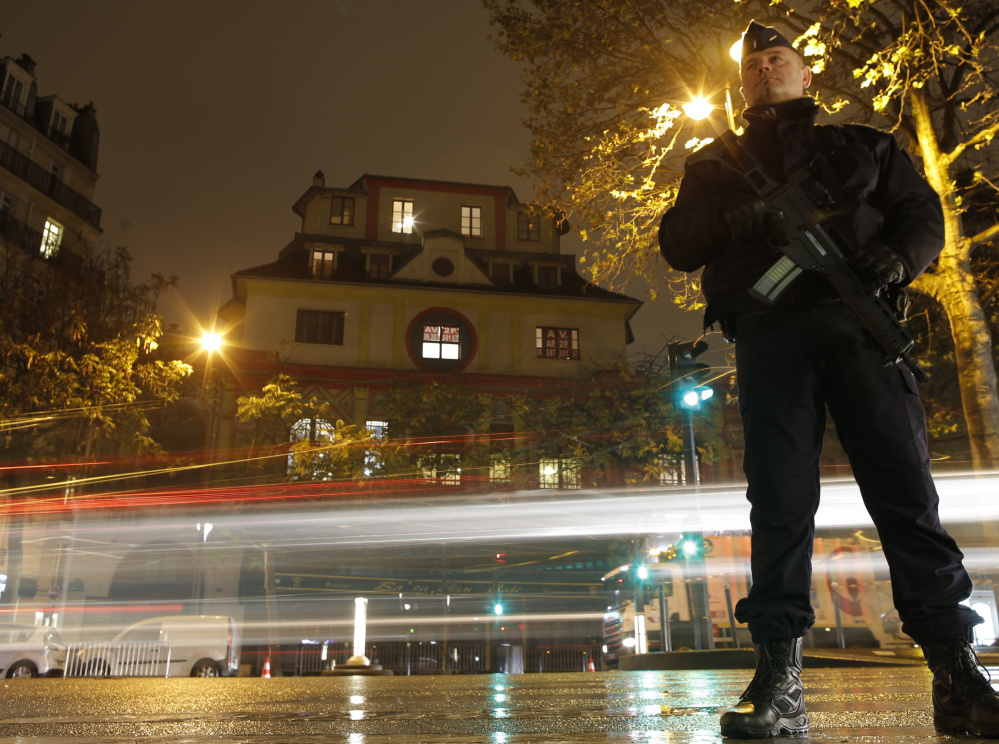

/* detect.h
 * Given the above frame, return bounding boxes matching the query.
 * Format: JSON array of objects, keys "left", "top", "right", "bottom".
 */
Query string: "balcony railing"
[
  {"left": 0, "top": 138, "right": 102, "bottom": 228},
  {"left": 0, "top": 209, "right": 43, "bottom": 254}
]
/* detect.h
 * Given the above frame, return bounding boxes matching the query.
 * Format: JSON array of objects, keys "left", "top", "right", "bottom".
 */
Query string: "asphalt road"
[{"left": 0, "top": 665, "right": 976, "bottom": 742}]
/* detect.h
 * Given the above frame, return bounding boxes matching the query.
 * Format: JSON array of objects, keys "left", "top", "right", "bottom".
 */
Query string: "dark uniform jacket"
[{"left": 658, "top": 97, "right": 945, "bottom": 320}]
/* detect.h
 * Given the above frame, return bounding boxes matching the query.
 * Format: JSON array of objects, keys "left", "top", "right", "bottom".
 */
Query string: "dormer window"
[
  {"left": 50, "top": 111, "right": 68, "bottom": 138},
  {"left": 536, "top": 265, "right": 560, "bottom": 290},
  {"left": 311, "top": 249, "right": 337, "bottom": 278},
  {"left": 368, "top": 252, "right": 391, "bottom": 279},
  {"left": 518, "top": 212, "right": 541, "bottom": 241},
  {"left": 1, "top": 74, "right": 25, "bottom": 113},
  {"left": 490, "top": 261, "right": 513, "bottom": 287},
  {"left": 330, "top": 196, "right": 355, "bottom": 226}
]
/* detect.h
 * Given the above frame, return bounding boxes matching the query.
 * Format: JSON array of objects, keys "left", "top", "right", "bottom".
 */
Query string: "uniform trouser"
[{"left": 732, "top": 302, "right": 979, "bottom": 644}]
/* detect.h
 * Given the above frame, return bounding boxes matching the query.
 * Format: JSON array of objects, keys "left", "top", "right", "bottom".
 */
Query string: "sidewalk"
[{"left": 621, "top": 646, "right": 999, "bottom": 670}]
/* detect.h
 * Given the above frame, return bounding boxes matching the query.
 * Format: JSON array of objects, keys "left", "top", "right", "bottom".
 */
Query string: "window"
[
  {"left": 364, "top": 420, "right": 388, "bottom": 477},
  {"left": 518, "top": 212, "right": 540, "bottom": 241},
  {"left": 311, "top": 250, "right": 336, "bottom": 278},
  {"left": 536, "top": 327, "right": 580, "bottom": 360},
  {"left": 422, "top": 324, "right": 461, "bottom": 360},
  {"left": 540, "top": 457, "right": 581, "bottom": 489},
  {"left": 289, "top": 417, "right": 336, "bottom": 478},
  {"left": 392, "top": 199, "right": 414, "bottom": 234},
  {"left": 421, "top": 454, "right": 461, "bottom": 486},
  {"left": 461, "top": 206, "right": 482, "bottom": 238},
  {"left": 51, "top": 112, "right": 68, "bottom": 137},
  {"left": 40, "top": 219, "right": 63, "bottom": 258},
  {"left": 330, "top": 196, "right": 355, "bottom": 226},
  {"left": 1, "top": 75, "right": 24, "bottom": 111},
  {"left": 0, "top": 193, "right": 12, "bottom": 214},
  {"left": 408, "top": 309, "right": 474, "bottom": 371},
  {"left": 490, "top": 456, "right": 512, "bottom": 484},
  {"left": 490, "top": 262, "right": 512, "bottom": 287},
  {"left": 368, "top": 253, "right": 391, "bottom": 279},
  {"left": 295, "top": 310, "right": 345, "bottom": 345},
  {"left": 536, "top": 265, "right": 560, "bottom": 290}
]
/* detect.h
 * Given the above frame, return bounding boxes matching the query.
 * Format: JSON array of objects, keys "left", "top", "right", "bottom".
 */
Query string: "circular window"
[
  {"left": 432, "top": 257, "right": 455, "bottom": 277},
  {"left": 407, "top": 308, "right": 476, "bottom": 372}
]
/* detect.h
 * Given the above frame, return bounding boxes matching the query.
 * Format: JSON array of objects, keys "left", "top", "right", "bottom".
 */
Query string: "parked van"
[{"left": 71, "top": 615, "right": 238, "bottom": 678}]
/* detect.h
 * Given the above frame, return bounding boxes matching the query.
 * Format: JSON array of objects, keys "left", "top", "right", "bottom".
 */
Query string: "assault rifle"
[{"left": 701, "top": 130, "right": 929, "bottom": 383}]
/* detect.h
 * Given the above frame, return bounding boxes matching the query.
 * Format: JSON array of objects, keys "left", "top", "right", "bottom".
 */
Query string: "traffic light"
[
  {"left": 668, "top": 340, "right": 713, "bottom": 409},
  {"left": 680, "top": 534, "right": 704, "bottom": 559}
]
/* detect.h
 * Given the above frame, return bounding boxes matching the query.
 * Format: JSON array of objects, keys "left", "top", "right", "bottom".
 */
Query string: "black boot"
[
  {"left": 719, "top": 637, "right": 809, "bottom": 739},
  {"left": 922, "top": 640, "right": 999, "bottom": 736}
]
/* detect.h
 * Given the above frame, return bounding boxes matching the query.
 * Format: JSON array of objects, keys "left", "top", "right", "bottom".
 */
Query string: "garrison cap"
[{"left": 740, "top": 20, "right": 795, "bottom": 60}]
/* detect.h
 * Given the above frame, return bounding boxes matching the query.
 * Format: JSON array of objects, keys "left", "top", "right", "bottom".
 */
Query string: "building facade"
[{"left": 215, "top": 172, "right": 643, "bottom": 489}]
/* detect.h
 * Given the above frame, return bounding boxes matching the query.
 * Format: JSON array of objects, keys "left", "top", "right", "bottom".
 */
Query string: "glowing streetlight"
[
  {"left": 200, "top": 332, "right": 223, "bottom": 353},
  {"left": 730, "top": 38, "right": 743, "bottom": 63},
  {"left": 682, "top": 97, "right": 714, "bottom": 121}
]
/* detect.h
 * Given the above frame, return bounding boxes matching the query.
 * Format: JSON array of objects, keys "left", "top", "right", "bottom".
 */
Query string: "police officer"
[{"left": 659, "top": 19, "right": 999, "bottom": 740}]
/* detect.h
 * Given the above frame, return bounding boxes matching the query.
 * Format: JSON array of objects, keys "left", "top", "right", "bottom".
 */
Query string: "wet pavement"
[{"left": 0, "top": 665, "right": 989, "bottom": 742}]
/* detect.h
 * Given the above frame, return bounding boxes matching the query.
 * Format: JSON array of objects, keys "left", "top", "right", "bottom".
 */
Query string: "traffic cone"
[
  {"left": 262, "top": 655, "right": 272, "bottom": 678},
  {"left": 587, "top": 657, "right": 596, "bottom": 672}
]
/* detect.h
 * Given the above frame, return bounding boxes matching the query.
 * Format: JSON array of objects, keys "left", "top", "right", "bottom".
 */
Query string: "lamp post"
[
  {"left": 199, "top": 332, "right": 224, "bottom": 465},
  {"left": 681, "top": 39, "right": 743, "bottom": 132}
]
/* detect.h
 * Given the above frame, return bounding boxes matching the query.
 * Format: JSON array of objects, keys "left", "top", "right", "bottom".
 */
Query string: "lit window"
[
  {"left": 311, "top": 250, "right": 336, "bottom": 278},
  {"left": 421, "top": 454, "right": 461, "bottom": 486},
  {"left": 368, "top": 253, "right": 391, "bottom": 279},
  {"left": 392, "top": 199, "right": 414, "bottom": 234},
  {"left": 40, "top": 219, "right": 63, "bottom": 258},
  {"left": 409, "top": 309, "right": 474, "bottom": 371},
  {"left": 518, "top": 212, "right": 540, "bottom": 241},
  {"left": 539, "top": 457, "right": 581, "bottom": 489},
  {"left": 461, "top": 206, "right": 482, "bottom": 238},
  {"left": 422, "top": 324, "right": 461, "bottom": 360},
  {"left": 295, "top": 310, "right": 345, "bottom": 345},
  {"left": 364, "top": 420, "right": 388, "bottom": 477},
  {"left": 288, "top": 418, "right": 336, "bottom": 476},
  {"left": 330, "top": 196, "right": 355, "bottom": 226},
  {"left": 536, "top": 327, "right": 580, "bottom": 360},
  {"left": 490, "top": 456, "right": 512, "bottom": 483}
]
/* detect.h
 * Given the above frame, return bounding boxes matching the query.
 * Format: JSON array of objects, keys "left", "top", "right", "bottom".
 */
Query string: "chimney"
[
  {"left": 15, "top": 53, "right": 37, "bottom": 77},
  {"left": 313, "top": 170, "right": 325, "bottom": 188}
]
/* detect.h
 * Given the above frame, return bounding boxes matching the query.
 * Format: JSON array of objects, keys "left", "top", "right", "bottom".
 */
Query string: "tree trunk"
[{"left": 910, "top": 91, "right": 999, "bottom": 468}]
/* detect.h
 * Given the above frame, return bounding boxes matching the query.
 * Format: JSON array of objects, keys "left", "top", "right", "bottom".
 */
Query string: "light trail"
[
  {"left": 205, "top": 471, "right": 999, "bottom": 548},
  {"left": 37, "top": 471, "right": 998, "bottom": 554}
]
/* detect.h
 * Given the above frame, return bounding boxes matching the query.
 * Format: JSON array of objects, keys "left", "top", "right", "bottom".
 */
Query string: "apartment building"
[{"left": 0, "top": 53, "right": 102, "bottom": 260}]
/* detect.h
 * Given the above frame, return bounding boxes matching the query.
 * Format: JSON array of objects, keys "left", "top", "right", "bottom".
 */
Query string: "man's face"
[{"left": 740, "top": 46, "right": 812, "bottom": 108}]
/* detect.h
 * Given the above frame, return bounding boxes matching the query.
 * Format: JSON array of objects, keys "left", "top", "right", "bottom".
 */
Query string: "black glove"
[
  {"left": 852, "top": 241, "right": 905, "bottom": 289},
  {"left": 722, "top": 194, "right": 782, "bottom": 244}
]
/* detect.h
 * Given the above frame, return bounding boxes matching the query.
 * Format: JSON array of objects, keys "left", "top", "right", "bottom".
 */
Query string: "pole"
[
  {"left": 658, "top": 583, "right": 672, "bottom": 652},
  {"left": 724, "top": 583, "right": 740, "bottom": 648},
  {"left": 831, "top": 582, "right": 846, "bottom": 649}
]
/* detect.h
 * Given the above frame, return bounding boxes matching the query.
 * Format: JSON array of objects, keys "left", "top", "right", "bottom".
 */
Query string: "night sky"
[{"left": 3, "top": 0, "right": 701, "bottom": 353}]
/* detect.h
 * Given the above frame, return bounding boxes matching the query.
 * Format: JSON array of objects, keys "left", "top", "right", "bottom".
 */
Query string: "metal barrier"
[
  {"left": 528, "top": 644, "right": 603, "bottom": 673},
  {"left": 65, "top": 642, "right": 173, "bottom": 678},
  {"left": 297, "top": 642, "right": 330, "bottom": 675}
]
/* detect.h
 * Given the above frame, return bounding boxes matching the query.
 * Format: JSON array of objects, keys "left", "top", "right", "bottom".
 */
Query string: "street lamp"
[{"left": 199, "top": 331, "right": 225, "bottom": 466}]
